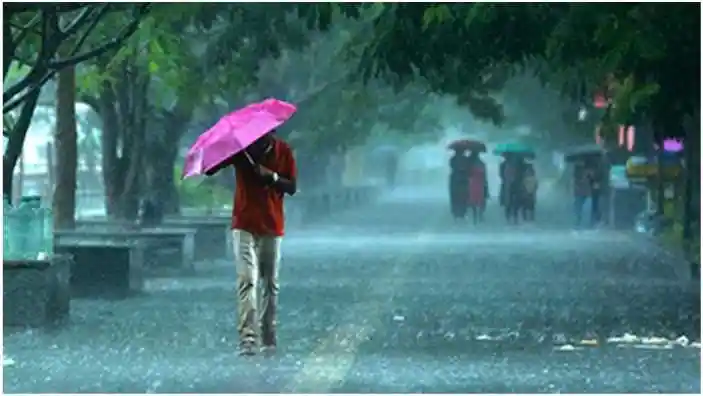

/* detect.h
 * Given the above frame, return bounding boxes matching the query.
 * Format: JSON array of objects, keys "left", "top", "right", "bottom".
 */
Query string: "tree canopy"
[
  {"left": 317, "top": 3, "right": 699, "bottom": 139},
  {"left": 5, "top": 3, "right": 699, "bottom": 220},
  {"left": 3, "top": 4, "right": 149, "bottom": 114}
]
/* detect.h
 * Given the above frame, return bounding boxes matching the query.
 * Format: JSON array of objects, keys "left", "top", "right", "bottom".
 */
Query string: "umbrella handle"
[{"left": 244, "top": 151, "right": 256, "bottom": 166}]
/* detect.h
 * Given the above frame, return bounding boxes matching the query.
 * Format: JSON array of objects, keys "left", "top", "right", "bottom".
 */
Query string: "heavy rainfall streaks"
[{"left": 3, "top": 3, "right": 700, "bottom": 394}]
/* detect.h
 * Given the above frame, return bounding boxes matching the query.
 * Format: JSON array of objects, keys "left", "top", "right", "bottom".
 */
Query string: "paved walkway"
[{"left": 4, "top": 187, "right": 700, "bottom": 393}]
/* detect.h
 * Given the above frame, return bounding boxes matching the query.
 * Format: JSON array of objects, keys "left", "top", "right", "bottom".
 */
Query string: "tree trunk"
[
  {"left": 53, "top": 65, "right": 78, "bottom": 229},
  {"left": 97, "top": 61, "right": 150, "bottom": 221},
  {"left": 156, "top": 141, "right": 181, "bottom": 215},
  {"left": 144, "top": 110, "right": 191, "bottom": 216},
  {"left": 2, "top": 89, "right": 41, "bottom": 204},
  {"left": 97, "top": 80, "right": 123, "bottom": 217},
  {"left": 655, "top": 146, "right": 665, "bottom": 215},
  {"left": 682, "top": 110, "right": 700, "bottom": 245},
  {"left": 143, "top": 132, "right": 181, "bottom": 217}
]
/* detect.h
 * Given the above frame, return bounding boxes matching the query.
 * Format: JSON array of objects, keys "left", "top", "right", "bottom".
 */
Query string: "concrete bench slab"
[
  {"left": 61, "top": 226, "right": 197, "bottom": 274},
  {"left": 54, "top": 238, "right": 146, "bottom": 299},
  {"left": 3, "top": 255, "right": 71, "bottom": 328},
  {"left": 76, "top": 218, "right": 228, "bottom": 262},
  {"left": 163, "top": 217, "right": 231, "bottom": 261}
]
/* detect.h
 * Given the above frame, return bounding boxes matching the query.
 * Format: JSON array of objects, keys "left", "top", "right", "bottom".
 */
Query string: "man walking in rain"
[{"left": 206, "top": 130, "right": 298, "bottom": 356}]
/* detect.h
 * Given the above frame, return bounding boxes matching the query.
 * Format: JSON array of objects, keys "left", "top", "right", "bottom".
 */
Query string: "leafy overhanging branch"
[{"left": 3, "top": 4, "right": 151, "bottom": 114}]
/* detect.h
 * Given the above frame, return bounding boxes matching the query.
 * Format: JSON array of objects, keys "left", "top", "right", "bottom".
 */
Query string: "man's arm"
[
  {"left": 273, "top": 148, "right": 297, "bottom": 195},
  {"left": 270, "top": 173, "right": 296, "bottom": 195},
  {"left": 257, "top": 146, "right": 297, "bottom": 195}
]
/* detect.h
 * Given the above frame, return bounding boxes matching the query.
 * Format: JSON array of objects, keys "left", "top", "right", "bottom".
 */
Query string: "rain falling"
[{"left": 2, "top": 3, "right": 701, "bottom": 393}]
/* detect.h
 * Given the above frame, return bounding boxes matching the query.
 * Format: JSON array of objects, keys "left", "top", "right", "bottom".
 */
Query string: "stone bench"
[
  {"left": 77, "top": 218, "right": 229, "bottom": 262},
  {"left": 54, "top": 237, "right": 147, "bottom": 299},
  {"left": 3, "top": 255, "right": 71, "bottom": 328},
  {"left": 162, "top": 217, "right": 231, "bottom": 261},
  {"left": 67, "top": 225, "right": 197, "bottom": 273}
]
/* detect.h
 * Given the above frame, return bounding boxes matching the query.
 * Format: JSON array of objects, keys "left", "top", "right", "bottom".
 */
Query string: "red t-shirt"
[{"left": 232, "top": 139, "right": 297, "bottom": 236}]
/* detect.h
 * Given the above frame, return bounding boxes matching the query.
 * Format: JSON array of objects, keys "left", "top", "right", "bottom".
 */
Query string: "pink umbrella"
[{"left": 182, "top": 98, "right": 296, "bottom": 179}]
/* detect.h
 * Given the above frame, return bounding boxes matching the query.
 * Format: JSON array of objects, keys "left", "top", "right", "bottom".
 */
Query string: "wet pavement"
[{"left": 4, "top": 186, "right": 700, "bottom": 393}]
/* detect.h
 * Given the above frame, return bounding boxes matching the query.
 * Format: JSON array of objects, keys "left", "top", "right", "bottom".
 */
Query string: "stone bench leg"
[{"left": 3, "top": 256, "right": 71, "bottom": 328}]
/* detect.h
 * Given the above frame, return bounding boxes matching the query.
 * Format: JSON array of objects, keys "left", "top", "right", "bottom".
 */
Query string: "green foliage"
[
  {"left": 173, "top": 165, "right": 231, "bottom": 209},
  {"left": 303, "top": 3, "right": 698, "bottom": 139},
  {"left": 608, "top": 75, "right": 660, "bottom": 125},
  {"left": 249, "top": 15, "right": 447, "bottom": 152},
  {"left": 353, "top": 5, "right": 556, "bottom": 115},
  {"left": 543, "top": 4, "right": 699, "bottom": 131},
  {"left": 4, "top": 4, "right": 150, "bottom": 113},
  {"left": 660, "top": 212, "right": 700, "bottom": 266}
]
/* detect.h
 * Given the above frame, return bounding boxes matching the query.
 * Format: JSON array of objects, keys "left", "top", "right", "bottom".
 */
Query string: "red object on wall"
[
  {"left": 593, "top": 92, "right": 609, "bottom": 109},
  {"left": 617, "top": 125, "right": 635, "bottom": 151}
]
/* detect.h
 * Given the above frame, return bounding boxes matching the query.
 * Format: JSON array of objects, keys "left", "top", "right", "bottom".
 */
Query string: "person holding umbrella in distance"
[
  {"left": 449, "top": 139, "right": 489, "bottom": 224},
  {"left": 563, "top": 144, "right": 606, "bottom": 228},
  {"left": 447, "top": 139, "right": 476, "bottom": 221},
  {"left": 183, "top": 98, "right": 298, "bottom": 356},
  {"left": 494, "top": 142, "right": 536, "bottom": 225}
]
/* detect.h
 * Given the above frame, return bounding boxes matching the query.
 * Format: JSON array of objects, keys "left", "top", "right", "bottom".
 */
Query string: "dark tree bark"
[
  {"left": 682, "top": 110, "right": 700, "bottom": 246},
  {"left": 53, "top": 64, "right": 78, "bottom": 229},
  {"left": 2, "top": 89, "right": 40, "bottom": 203},
  {"left": 143, "top": 108, "right": 192, "bottom": 216},
  {"left": 96, "top": 60, "right": 149, "bottom": 220}
]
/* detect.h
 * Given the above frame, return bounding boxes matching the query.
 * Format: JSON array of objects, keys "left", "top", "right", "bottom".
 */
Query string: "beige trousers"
[{"left": 232, "top": 229, "right": 282, "bottom": 346}]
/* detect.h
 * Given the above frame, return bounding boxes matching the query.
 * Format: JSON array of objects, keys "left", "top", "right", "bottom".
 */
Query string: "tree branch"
[
  {"left": 2, "top": 88, "right": 41, "bottom": 173},
  {"left": 2, "top": 9, "right": 58, "bottom": 104},
  {"left": 4, "top": 20, "right": 17, "bottom": 79},
  {"left": 4, "top": 4, "right": 150, "bottom": 113},
  {"left": 47, "top": 4, "right": 150, "bottom": 70},
  {"left": 4, "top": 4, "right": 92, "bottom": 14},
  {"left": 58, "top": 5, "right": 97, "bottom": 38},
  {"left": 9, "top": 12, "right": 42, "bottom": 44},
  {"left": 3, "top": 69, "right": 55, "bottom": 113},
  {"left": 64, "top": 4, "right": 111, "bottom": 57}
]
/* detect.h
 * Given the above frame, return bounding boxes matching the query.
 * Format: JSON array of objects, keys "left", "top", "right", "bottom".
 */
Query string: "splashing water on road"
[{"left": 4, "top": 187, "right": 700, "bottom": 393}]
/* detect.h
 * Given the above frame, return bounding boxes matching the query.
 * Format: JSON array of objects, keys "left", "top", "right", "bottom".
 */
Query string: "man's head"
[{"left": 251, "top": 129, "right": 276, "bottom": 152}]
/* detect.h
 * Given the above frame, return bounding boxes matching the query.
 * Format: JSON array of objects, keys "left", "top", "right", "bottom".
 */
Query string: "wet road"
[{"left": 4, "top": 187, "right": 700, "bottom": 393}]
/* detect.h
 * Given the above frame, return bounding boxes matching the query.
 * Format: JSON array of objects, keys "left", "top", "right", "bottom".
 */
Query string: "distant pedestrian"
[
  {"left": 572, "top": 161, "right": 592, "bottom": 228},
  {"left": 521, "top": 163, "right": 538, "bottom": 221},
  {"left": 467, "top": 151, "right": 489, "bottom": 224},
  {"left": 589, "top": 160, "right": 605, "bottom": 226},
  {"left": 449, "top": 150, "right": 471, "bottom": 220},
  {"left": 500, "top": 156, "right": 524, "bottom": 224},
  {"left": 206, "top": 129, "right": 297, "bottom": 356}
]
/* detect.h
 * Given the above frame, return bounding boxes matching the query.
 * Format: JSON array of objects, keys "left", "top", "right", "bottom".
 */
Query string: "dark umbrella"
[
  {"left": 493, "top": 142, "right": 536, "bottom": 159},
  {"left": 564, "top": 143, "right": 605, "bottom": 162},
  {"left": 448, "top": 139, "right": 486, "bottom": 153}
]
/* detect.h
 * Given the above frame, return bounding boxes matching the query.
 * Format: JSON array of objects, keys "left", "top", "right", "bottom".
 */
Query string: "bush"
[{"left": 174, "top": 165, "right": 232, "bottom": 209}]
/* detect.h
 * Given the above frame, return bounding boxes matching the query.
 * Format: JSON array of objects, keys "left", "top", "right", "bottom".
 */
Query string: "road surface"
[{"left": 4, "top": 187, "right": 700, "bottom": 393}]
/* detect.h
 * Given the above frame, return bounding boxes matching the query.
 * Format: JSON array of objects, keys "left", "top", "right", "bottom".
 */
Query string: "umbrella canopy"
[
  {"left": 182, "top": 98, "right": 296, "bottom": 179},
  {"left": 563, "top": 143, "right": 605, "bottom": 162},
  {"left": 493, "top": 142, "right": 535, "bottom": 158},
  {"left": 448, "top": 139, "right": 486, "bottom": 152}
]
